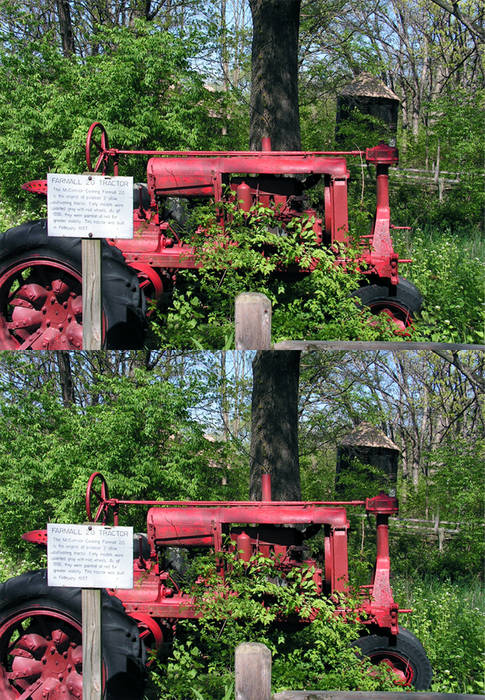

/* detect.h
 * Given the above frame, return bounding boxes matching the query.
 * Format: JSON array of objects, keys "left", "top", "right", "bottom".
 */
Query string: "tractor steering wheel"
[
  {"left": 85, "top": 122, "right": 110, "bottom": 174},
  {"left": 85, "top": 471, "right": 111, "bottom": 523}
]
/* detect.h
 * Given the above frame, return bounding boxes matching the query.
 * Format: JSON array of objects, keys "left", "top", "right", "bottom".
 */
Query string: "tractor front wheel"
[
  {"left": 0, "top": 219, "right": 146, "bottom": 349},
  {"left": 354, "top": 277, "right": 422, "bottom": 332},
  {"left": 0, "top": 570, "right": 146, "bottom": 700},
  {"left": 353, "top": 626, "right": 432, "bottom": 689}
]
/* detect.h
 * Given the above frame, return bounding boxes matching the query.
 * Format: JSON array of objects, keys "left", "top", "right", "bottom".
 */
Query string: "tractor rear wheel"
[
  {"left": 0, "top": 219, "right": 146, "bottom": 349},
  {"left": 353, "top": 626, "right": 432, "bottom": 689},
  {"left": 354, "top": 278, "right": 422, "bottom": 332},
  {"left": 0, "top": 569, "right": 146, "bottom": 700}
]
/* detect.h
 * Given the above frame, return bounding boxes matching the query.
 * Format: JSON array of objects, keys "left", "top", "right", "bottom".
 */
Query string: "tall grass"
[
  {"left": 393, "top": 225, "right": 485, "bottom": 343},
  {"left": 394, "top": 575, "right": 485, "bottom": 694}
]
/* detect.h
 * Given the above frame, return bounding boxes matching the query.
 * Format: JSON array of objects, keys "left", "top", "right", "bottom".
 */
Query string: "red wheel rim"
[
  {"left": 368, "top": 650, "right": 414, "bottom": 686},
  {"left": 0, "top": 258, "right": 83, "bottom": 350},
  {"left": 367, "top": 301, "right": 412, "bottom": 334},
  {"left": 0, "top": 606, "right": 86, "bottom": 699},
  {"left": 0, "top": 258, "right": 106, "bottom": 350}
]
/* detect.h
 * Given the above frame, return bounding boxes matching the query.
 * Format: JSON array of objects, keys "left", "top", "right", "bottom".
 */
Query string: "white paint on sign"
[
  {"left": 47, "top": 173, "right": 134, "bottom": 238},
  {"left": 47, "top": 523, "right": 134, "bottom": 589}
]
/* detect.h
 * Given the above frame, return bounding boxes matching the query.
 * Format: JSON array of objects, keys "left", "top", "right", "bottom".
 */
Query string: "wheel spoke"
[
  {"left": 65, "top": 323, "right": 83, "bottom": 350},
  {"left": 70, "top": 646, "right": 82, "bottom": 670},
  {"left": 29, "top": 328, "right": 62, "bottom": 350},
  {"left": 51, "top": 278, "right": 70, "bottom": 301},
  {"left": 11, "top": 655, "right": 43, "bottom": 681},
  {"left": 66, "top": 670, "right": 83, "bottom": 698},
  {"left": 15, "top": 677, "right": 44, "bottom": 699},
  {"left": 15, "top": 283, "right": 48, "bottom": 308},
  {"left": 9, "top": 306, "right": 43, "bottom": 330},
  {"left": 51, "top": 629, "right": 70, "bottom": 654},
  {"left": 94, "top": 503, "right": 106, "bottom": 522},
  {"left": 70, "top": 295, "right": 82, "bottom": 318},
  {"left": 18, "top": 329, "right": 43, "bottom": 350},
  {"left": 16, "top": 633, "right": 47, "bottom": 658},
  {"left": 10, "top": 298, "right": 31, "bottom": 309}
]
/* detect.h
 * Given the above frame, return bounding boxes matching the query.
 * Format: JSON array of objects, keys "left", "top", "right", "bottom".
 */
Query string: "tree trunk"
[
  {"left": 249, "top": 351, "right": 301, "bottom": 501},
  {"left": 56, "top": 351, "right": 74, "bottom": 407},
  {"left": 56, "top": 0, "right": 75, "bottom": 57},
  {"left": 249, "top": 0, "right": 301, "bottom": 150}
]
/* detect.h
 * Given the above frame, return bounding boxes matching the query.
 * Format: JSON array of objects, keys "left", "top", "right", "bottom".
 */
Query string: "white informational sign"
[
  {"left": 47, "top": 173, "right": 134, "bottom": 238},
  {"left": 47, "top": 523, "right": 134, "bottom": 589}
]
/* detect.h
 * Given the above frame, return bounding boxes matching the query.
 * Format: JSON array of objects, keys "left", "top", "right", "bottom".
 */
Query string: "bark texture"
[
  {"left": 249, "top": 351, "right": 301, "bottom": 501},
  {"left": 249, "top": 0, "right": 301, "bottom": 150},
  {"left": 56, "top": 0, "right": 75, "bottom": 56},
  {"left": 56, "top": 351, "right": 74, "bottom": 407}
]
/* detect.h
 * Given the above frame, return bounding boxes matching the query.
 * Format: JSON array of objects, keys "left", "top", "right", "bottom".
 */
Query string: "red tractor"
[
  {"left": 0, "top": 123, "right": 422, "bottom": 349},
  {"left": 0, "top": 472, "right": 432, "bottom": 698}
]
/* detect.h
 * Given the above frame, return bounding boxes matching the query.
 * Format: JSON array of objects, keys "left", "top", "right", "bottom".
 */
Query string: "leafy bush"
[
  {"left": 151, "top": 199, "right": 401, "bottom": 348},
  {"left": 150, "top": 551, "right": 397, "bottom": 699},
  {"left": 0, "top": 368, "right": 227, "bottom": 560},
  {"left": 0, "top": 20, "right": 243, "bottom": 215},
  {"left": 393, "top": 438, "right": 485, "bottom": 580}
]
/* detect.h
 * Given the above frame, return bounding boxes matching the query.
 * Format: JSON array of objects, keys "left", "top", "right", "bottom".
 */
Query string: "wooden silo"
[
  {"left": 336, "top": 73, "right": 400, "bottom": 143},
  {"left": 336, "top": 421, "right": 400, "bottom": 493}
]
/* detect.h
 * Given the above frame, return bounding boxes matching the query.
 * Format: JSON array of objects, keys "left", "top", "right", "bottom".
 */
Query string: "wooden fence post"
[
  {"left": 82, "top": 238, "right": 102, "bottom": 350},
  {"left": 235, "top": 642, "right": 272, "bottom": 700},
  {"left": 235, "top": 293, "right": 272, "bottom": 350}
]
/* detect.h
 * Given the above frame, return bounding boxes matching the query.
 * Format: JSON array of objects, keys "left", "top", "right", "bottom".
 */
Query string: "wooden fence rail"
[
  {"left": 234, "top": 293, "right": 485, "bottom": 353},
  {"left": 234, "top": 643, "right": 482, "bottom": 700}
]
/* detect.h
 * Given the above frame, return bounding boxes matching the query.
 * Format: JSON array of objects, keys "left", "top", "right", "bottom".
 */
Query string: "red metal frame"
[
  {"left": 21, "top": 124, "right": 409, "bottom": 305},
  {"left": 22, "top": 471, "right": 406, "bottom": 661}
]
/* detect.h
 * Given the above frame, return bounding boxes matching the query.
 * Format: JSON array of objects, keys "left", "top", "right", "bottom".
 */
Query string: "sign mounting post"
[
  {"left": 47, "top": 522, "right": 133, "bottom": 700},
  {"left": 47, "top": 173, "right": 133, "bottom": 350}
]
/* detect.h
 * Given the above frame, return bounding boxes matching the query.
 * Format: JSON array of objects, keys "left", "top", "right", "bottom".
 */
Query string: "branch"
[{"left": 428, "top": 0, "right": 485, "bottom": 42}]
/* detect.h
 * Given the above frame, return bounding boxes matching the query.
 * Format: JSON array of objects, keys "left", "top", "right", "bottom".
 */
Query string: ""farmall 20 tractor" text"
[
  {"left": 0, "top": 471, "right": 432, "bottom": 698},
  {"left": 0, "top": 123, "right": 422, "bottom": 349}
]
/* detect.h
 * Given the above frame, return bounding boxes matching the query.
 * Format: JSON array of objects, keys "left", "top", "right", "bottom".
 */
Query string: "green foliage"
[
  {"left": 150, "top": 551, "right": 396, "bottom": 698},
  {"left": 0, "top": 20, "right": 244, "bottom": 215},
  {"left": 394, "top": 577, "right": 485, "bottom": 694},
  {"left": 393, "top": 228, "right": 485, "bottom": 343},
  {"left": 398, "top": 89, "right": 485, "bottom": 230},
  {"left": 0, "top": 366, "right": 225, "bottom": 560},
  {"left": 394, "top": 438, "right": 485, "bottom": 580},
  {"left": 335, "top": 457, "right": 392, "bottom": 501},
  {"left": 336, "top": 110, "right": 395, "bottom": 151},
  {"left": 152, "top": 199, "right": 400, "bottom": 348}
]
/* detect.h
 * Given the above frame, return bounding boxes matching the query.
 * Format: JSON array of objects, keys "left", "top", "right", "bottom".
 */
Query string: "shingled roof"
[
  {"left": 339, "top": 422, "right": 400, "bottom": 451},
  {"left": 339, "top": 73, "right": 400, "bottom": 101}
]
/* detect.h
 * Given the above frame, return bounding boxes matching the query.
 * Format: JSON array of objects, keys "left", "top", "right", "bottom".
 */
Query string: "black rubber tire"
[
  {"left": 353, "top": 626, "right": 432, "bottom": 690},
  {"left": 0, "top": 219, "right": 146, "bottom": 349},
  {"left": 0, "top": 569, "right": 146, "bottom": 699},
  {"left": 354, "top": 277, "right": 422, "bottom": 326}
]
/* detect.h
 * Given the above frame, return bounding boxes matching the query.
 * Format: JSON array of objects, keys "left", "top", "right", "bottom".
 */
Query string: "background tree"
[
  {"left": 249, "top": 351, "right": 301, "bottom": 500},
  {"left": 249, "top": 0, "right": 301, "bottom": 149}
]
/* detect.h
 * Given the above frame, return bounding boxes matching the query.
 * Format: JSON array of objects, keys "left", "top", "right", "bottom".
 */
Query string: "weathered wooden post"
[
  {"left": 82, "top": 522, "right": 103, "bottom": 700},
  {"left": 82, "top": 238, "right": 102, "bottom": 350},
  {"left": 235, "top": 293, "right": 272, "bottom": 350},
  {"left": 235, "top": 642, "right": 272, "bottom": 700}
]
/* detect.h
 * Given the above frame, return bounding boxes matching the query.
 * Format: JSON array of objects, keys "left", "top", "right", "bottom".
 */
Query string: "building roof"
[
  {"left": 339, "top": 73, "right": 400, "bottom": 101},
  {"left": 339, "top": 421, "right": 400, "bottom": 451}
]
